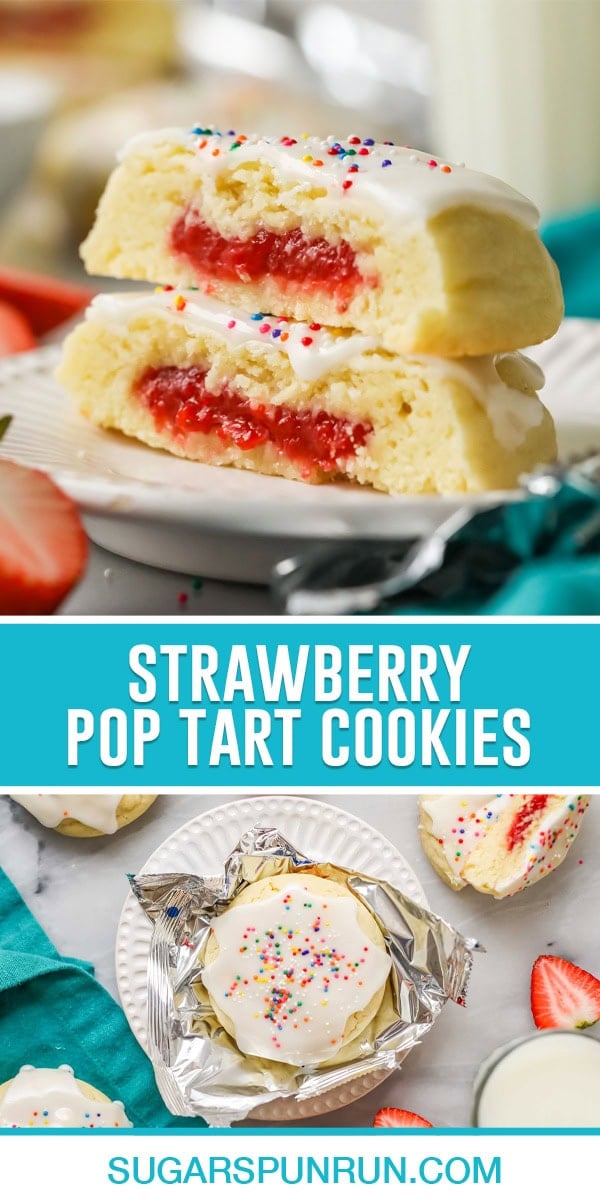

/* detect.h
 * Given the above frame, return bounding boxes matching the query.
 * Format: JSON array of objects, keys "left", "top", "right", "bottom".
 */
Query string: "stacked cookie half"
[{"left": 58, "top": 127, "right": 563, "bottom": 495}]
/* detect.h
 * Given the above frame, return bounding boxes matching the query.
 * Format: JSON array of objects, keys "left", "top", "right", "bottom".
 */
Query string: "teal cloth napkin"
[
  {"left": 0, "top": 867, "right": 198, "bottom": 1128},
  {"left": 387, "top": 471, "right": 600, "bottom": 616},
  {"left": 542, "top": 207, "right": 600, "bottom": 319},
  {"left": 392, "top": 558, "right": 600, "bottom": 616},
  {"left": 482, "top": 558, "right": 600, "bottom": 615}
]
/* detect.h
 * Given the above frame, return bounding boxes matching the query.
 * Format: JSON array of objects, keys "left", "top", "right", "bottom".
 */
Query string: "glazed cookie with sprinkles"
[
  {"left": 418, "top": 794, "right": 590, "bottom": 898},
  {"left": 9, "top": 793, "right": 157, "bottom": 837},
  {"left": 80, "top": 127, "right": 563, "bottom": 357},
  {"left": 57, "top": 290, "right": 556, "bottom": 495},
  {"left": 202, "top": 873, "right": 391, "bottom": 1067},
  {"left": 0, "top": 1065, "right": 132, "bottom": 1128}
]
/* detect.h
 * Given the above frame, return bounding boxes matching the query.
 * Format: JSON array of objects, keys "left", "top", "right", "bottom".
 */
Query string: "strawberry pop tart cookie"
[
  {"left": 57, "top": 289, "right": 556, "bottom": 494},
  {"left": 202, "top": 873, "right": 391, "bottom": 1067},
  {"left": 0, "top": 1065, "right": 132, "bottom": 1128},
  {"left": 9, "top": 793, "right": 157, "bottom": 837},
  {"left": 418, "top": 794, "right": 590, "bottom": 898},
  {"left": 80, "top": 128, "right": 563, "bottom": 357}
]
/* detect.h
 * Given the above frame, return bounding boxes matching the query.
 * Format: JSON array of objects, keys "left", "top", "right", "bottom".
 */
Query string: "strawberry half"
[
  {"left": 374, "top": 1107, "right": 433, "bottom": 1129},
  {"left": 531, "top": 954, "right": 600, "bottom": 1030},
  {"left": 0, "top": 300, "right": 36, "bottom": 358},
  {"left": 0, "top": 459, "right": 87, "bottom": 613}
]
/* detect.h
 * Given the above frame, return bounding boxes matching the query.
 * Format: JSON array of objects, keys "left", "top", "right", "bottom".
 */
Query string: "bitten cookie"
[
  {"left": 9, "top": 793, "right": 157, "bottom": 837},
  {"left": 80, "top": 128, "right": 563, "bottom": 357},
  {"left": 202, "top": 873, "right": 391, "bottom": 1066},
  {"left": 0, "top": 1065, "right": 132, "bottom": 1128},
  {"left": 418, "top": 794, "right": 590, "bottom": 898},
  {"left": 57, "top": 290, "right": 556, "bottom": 495}
]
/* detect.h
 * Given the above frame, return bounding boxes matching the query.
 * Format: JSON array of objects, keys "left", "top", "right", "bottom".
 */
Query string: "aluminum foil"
[{"left": 130, "top": 825, "right": 481, "bottom": 1125}]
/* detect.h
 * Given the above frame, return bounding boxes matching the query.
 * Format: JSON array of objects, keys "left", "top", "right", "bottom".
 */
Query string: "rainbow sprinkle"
[{"left": 221, "top": 890, "right": 370, "bottom": 1052}]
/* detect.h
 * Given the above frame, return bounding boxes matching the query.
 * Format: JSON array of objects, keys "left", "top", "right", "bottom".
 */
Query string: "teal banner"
[{"left": 0, "top": 620, "right": 595, "bottom": 787}]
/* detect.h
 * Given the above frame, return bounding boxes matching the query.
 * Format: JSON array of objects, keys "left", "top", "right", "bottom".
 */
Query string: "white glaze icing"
[
  {"left": 10, "top": 794, "right": 123, "bottom": 834},
  {"left": 88, "top": 290, "right": 376, "bottom": 384},
  {"left": 421, "top": 794, "right": 589, "bottom": 896},
  {"left": 411, "top": 352, "right": 545, "bottom": 451},
  {"left": 119, "top": 128, "right": 539, "bottom": 231},
  {"left": 86, "top": 290, "right": 546, "bottom": 450},
  {"left": 202, "top": 878, "right": 391, "bottom": 1067},
  {"left": 0, "top": 1065, "right": 132, "bottom": 1128},
  {"left": 476, "top": 1034, "right": 600, "bottom": 1127}
]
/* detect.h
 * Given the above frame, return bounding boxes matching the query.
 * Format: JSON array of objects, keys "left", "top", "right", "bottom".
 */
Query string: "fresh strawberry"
[
  {"left": 0, "top": 267, "right": 92, "bottom": 337},
  {"left": 531, "top": 955, "right": 600, "bottom": 1030},
  {"left": 0, "top": 459, "right": 87, "bottom": 613},
  {"left": 374, "top": 1107, "right": 433, "bottom": 1129},
  {"left": 0, "top": 300, "right": 36, "bottom": 358}
]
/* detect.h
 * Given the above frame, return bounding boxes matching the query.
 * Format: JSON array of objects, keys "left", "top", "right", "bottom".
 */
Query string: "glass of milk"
[
  {"left": 427, "top": 0, "right": 600, "bottom": 217},
  {"left": 474, "top": 1031, "right": 600, "bottom": 1126}
]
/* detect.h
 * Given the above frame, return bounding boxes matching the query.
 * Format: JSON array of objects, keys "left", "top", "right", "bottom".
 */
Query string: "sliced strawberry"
[
  {"left": 531, "top": 955, "right": 600, "bottom": 1030},
  {"left": 0, "top": 300, "right": 36, "bottom": 358},
  {"left": 0, "top": 459, "right": 87, "bottom": 614},
  {"left": 374, "top": 1107, "right": 433, "bottom": 1129}
]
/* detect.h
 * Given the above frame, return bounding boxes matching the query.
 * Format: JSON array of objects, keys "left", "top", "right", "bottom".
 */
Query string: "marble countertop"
[
  {"left": 61, "top": 544, "right": 277, "bottom": 616},
  {"left": 1, "top": 792, "right": 598, "bottom": 1127}
]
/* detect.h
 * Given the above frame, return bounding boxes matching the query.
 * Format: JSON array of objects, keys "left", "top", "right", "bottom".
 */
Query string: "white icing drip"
[
  {"left": 10, "top": 794, "right": 123, "bottom": 834},
  {"left": 421, "top": 794, "right": 590, "bottom": 896},
  {"left": 88, "top": 290, "right": 375, "bottom": 383},
  {"left": 0, "top": 1065, "right": 132, "bottom": 1128},
  {"left": 86, "top": 291, "right": 546, "bottom": 448},
  {"left": 118, "top": 128, "right": 539, "bottom": 231},
  {"left": 202, "top": 878, "right": 391, "bottom": 1067},
  {"left": 409, "top": 354, "right": 546, "bottom": 450}
]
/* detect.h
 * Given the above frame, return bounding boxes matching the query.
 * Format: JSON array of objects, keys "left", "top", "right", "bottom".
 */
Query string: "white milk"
[
  {"left": 427, "top": 0, "right": 600, "bottom": 216},
  {"left": 475, "top": 1032, "right": 600, "bottom": 1126}
]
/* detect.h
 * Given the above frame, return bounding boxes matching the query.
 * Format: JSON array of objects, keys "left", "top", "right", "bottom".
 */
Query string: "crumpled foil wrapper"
[{"left": 129, "top": 825, "right": 481, "bottom": 1125}]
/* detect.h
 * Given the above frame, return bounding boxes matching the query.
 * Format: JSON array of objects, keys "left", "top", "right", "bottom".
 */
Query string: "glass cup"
[{"left": 427, "top": 0, "right": 600, "bottom": 217}]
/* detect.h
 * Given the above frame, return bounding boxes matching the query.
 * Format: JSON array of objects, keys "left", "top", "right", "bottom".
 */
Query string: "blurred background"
[{"left": 0, "top": 0, "right": 598, "bottom": 306}]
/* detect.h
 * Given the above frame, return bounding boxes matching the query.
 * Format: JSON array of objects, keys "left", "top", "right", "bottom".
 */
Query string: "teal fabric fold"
[
  {"left": 482, "top": 557, "right": 600, "bottom": 615},
  {"left": 0, "top": 868, "right": 198, "bottom": 1128},
  {"left": 0, "top": 948, "right": 92, "bottom": 994},
  {"left": 542, "top": 207, "right": 600, "bottom": 319}
]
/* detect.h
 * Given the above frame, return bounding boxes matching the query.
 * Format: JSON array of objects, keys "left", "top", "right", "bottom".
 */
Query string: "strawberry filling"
[
  {"left": 169, "top": 209, "right": 367, "bottom": 310},
  {"left": 506, "top": 795, "right": 550, "bottom": 851},
  {"left": 135, "top": 365, "right": 372, "bottom": 475}
]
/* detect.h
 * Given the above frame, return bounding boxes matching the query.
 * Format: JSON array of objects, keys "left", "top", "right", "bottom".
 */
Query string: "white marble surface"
[
  {"left": 1, "top": 792, "right": 598, "bottom": 1128},
  {"left": 60, "top": 544, "right": 277, "bottom": 616}
]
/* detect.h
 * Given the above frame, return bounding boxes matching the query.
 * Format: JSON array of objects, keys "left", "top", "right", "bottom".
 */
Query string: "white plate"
[
  {"left": 0, "top": 319, "right": 598, "bottom": 583},
  {"left": 115, "top": 794, "right": 427, "bottom": 1123}
]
